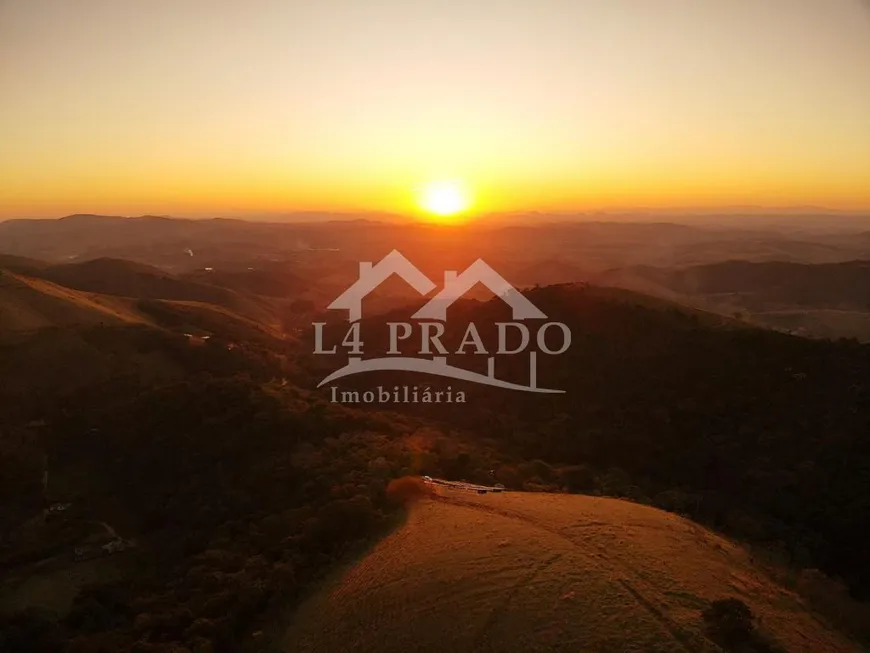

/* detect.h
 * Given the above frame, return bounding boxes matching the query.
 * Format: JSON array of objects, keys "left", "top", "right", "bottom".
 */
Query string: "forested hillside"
[
  {"left": 2, "top": 281, "right": 870, "bottom": 651},
  {"left": 305, "top": 284, "right": 870, "bottom": 598}
]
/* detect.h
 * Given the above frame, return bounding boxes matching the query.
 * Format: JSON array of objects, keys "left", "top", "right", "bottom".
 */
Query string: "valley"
[{"left": 2, "top": 215, "right": 870, "bottom": 652}]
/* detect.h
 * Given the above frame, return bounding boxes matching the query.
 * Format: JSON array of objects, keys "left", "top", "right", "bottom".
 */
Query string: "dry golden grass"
[
  {"left": 0, "top": 271, "right": 146, "bottom": 335},
  {"left": 147, "top": 298, "right": 286, "bottom": 337},
  {"left": 284, "top": 490, "right": 861, "bottom": 653}
]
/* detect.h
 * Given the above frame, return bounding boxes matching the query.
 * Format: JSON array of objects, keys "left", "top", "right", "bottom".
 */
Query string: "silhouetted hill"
[
  {"left": 0, "top": 271, "right": 146, "bottom": 337},
  {"left": 597, "top": 259, "right": 870, "bottom": 340},
  {"left": 617, "top": 260, "right": 870, "bottom": 310},
  {"left": 0, "top": 254, "right": 47, "bottom": 275},
  {"left": 41, "top": 257, "right": 208, "bottom": 298},
  {"left": 508, "top": 258, "right": 591, "bottom": 286},
  {"left": 181, "top": 261, "right": 309, "bottom": 298},
  {"left": 35, "top": 258, "right": 280, "bottom": 329}
]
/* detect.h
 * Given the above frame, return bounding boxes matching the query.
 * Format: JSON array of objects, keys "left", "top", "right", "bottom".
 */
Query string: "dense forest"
[{"left": 0, "top": 328, "right": 502, "bottom": 652}]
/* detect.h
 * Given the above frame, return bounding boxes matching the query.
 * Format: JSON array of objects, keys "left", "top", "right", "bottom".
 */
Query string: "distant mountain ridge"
[
  {"left": 2, "top": 214, "right": 870, "bottom": 274},
  {"left": 597, "top": 259, "right": 870, "bottom": 341},
  {"left": 601, "top": 259, "right": 870, "bottom": 307}
]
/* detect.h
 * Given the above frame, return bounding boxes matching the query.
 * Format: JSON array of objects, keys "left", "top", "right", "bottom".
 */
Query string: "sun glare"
[{"left": 419, "top": 180, "right": 471, "bottom": 220}]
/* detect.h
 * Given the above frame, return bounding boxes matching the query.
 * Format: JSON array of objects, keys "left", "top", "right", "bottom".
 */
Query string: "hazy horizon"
[
  {"left": 4, "top": 205, "right": 870, "bottom": 228},
  {"left": 2, "top": 0, "right": 870, "bottom": 219}
]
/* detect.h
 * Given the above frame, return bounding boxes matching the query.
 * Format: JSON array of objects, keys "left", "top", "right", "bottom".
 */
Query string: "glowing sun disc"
[{"left": 419, "top": 180, "right": 471, "bottom": 217}]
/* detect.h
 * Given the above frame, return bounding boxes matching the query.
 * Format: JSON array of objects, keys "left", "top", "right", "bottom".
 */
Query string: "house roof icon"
[
  {"left": 327, "top": 249, "right": 436, "bottom": 321},
  {"left": 412, "top": 259, "right": 547, "bottom": 321}
]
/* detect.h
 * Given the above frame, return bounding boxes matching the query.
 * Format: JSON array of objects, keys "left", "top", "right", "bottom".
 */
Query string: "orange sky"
[{"left": 1, "top": 0, "right": 869, "bottom": 219}]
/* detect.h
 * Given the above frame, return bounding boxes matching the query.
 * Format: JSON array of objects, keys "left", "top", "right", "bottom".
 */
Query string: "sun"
[{"left": 418, "top": 180, "right": 471, "bottom": 220}]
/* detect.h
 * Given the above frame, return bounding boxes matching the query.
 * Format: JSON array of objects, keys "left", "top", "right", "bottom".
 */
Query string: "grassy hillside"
[
  {"left": 135, "top": 297, "right": 287, "bottom": 342},
  {"left": 0, "top": 258, "right": 291, "bottom": 350},
  {"left": 0, "top": 271, "right": 146, "bottom": 336},
  {"left": 37, "top": 258, "right": 280, "bottom": 328},
  {"left": 286, "top": 490, "right": 859, "bottom": 653}
]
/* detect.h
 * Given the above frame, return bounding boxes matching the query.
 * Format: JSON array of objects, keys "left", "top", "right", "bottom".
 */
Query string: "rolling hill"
[
  {"left": 181, "top": 261, "right": 309, "bottom": 298},
  {"left": 0, "top": 263, "right": 284, "bottom": 343},
  {"left": 508, "top": 258, "right": 591, "bottom": 287},
  {"left": 39, "top": 257, "right": 227, "bottom": 301},
  {"left": 0, "top": 266, "right": 289, "bottom": 420},
  {"left": 35, "top": 258, "right": 280, "bottom": 327},
  {"left": 596, "top": 260, "right": 870, "bottom": 340},
  {"left": 0, "top": 271, "right": 146, "bottom": 336},
  {"left": 2, "top": 273, "right": 870, "bottom": 651},
  {"left": 285, "top": 489, "right": 860, "bottom": 653},
  {"left": 0, "top": 254, "right": 47, "bottom": 276},
  {"left": 601, "top": 260, "right": 870, "bottom": 311}
]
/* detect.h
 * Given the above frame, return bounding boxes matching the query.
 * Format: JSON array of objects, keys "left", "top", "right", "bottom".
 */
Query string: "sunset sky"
[{"left": 1, "top": 0, "right": 869, "bottom": 219}]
